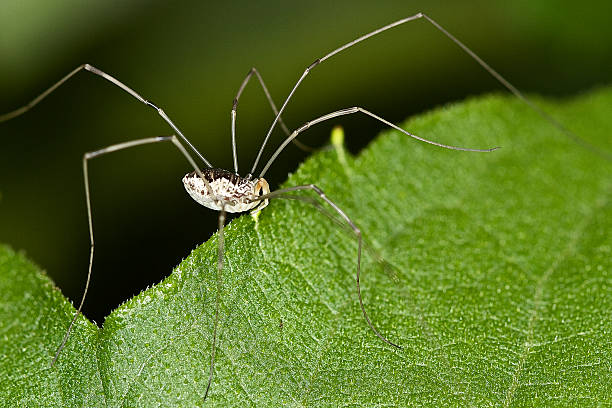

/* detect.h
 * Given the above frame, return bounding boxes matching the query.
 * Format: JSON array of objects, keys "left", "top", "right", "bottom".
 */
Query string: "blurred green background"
[{"left": 1, "top": 0, "right": 610, "bottom": 323}]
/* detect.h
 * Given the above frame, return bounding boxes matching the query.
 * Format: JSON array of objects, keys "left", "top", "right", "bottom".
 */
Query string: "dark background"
[{"left": 1, "top": 0, "right": 610, "bottom": 324}]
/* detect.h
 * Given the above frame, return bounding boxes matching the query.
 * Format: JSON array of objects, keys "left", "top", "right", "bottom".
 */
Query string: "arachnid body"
[{"left": 182, "top": 168, "right": 270, "bottom": 213}]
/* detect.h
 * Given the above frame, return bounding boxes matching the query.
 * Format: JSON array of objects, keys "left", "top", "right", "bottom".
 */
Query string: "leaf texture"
[{"left": 1, "top": 87, "right": 610, "bottom": 407}]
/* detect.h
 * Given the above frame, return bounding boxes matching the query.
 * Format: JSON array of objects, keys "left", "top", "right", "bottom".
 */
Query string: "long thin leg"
[
  {"left": 248, "top": 14, "right": 421, "bottom": 175},
  {"left": 231, "top": 67, "right": 312, "bottom": 173},
  {"left": 248, "top": 13, "right": 606, "bottom": 175},
  {"left": 259, "top": 106, "right": 499, "bottom": 178},
  {"left": 231, "top": 68, "right": 287, "bottom": 173},
  {"left": 203, "top": 208, "right": 226, "bottom": 401},
  {"left": 274, "top": 194, "right": 398, "bottom": 279},
  {"left": 51, "top": 135, "right": 211, "bottom": 366},
  {"left": 419, "top": 14, "right": 608, "bottom": 161},
  {"left": 0, "top": 64, "right": 214, "bottom": 167},
  {"left": 257, "top": 185, "right": 401, "bottom": 349}
]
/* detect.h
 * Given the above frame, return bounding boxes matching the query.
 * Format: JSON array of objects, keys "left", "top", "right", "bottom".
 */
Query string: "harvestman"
[{"left": 0, "top": 13, "right": 591, "bottom": 401}]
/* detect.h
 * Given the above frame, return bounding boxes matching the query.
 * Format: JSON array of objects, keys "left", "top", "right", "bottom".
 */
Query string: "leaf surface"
[{"left": 1, "top": 87, "right": 611, "bottom": 406}]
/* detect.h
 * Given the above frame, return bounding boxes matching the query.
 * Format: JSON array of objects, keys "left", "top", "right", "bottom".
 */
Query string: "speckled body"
[{"left": 182, "top": 168, "right": 269, "bottom": 213}]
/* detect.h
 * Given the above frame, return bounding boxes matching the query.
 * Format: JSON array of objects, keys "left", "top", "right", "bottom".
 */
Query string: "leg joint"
[
  {"left": 307, "top": 58, "right": 321, "bottom": 71},
  {"left": 309, "top": 184, "right": 323, "bottom": 195}
]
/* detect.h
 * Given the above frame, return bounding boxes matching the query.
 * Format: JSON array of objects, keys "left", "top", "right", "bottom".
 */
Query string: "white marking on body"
[{"left": 182, "top": 168, "right": 269, "bottom": 213}]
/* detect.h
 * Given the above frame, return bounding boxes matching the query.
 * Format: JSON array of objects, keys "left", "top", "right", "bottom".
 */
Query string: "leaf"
[{"left": 1, "top": 86, "right": 611, "bottom": 406}]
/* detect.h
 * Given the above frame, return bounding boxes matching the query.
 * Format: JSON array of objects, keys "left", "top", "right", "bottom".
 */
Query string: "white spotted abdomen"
[{"left": 182, "top": 168, "right": 262, "bottom": 213}]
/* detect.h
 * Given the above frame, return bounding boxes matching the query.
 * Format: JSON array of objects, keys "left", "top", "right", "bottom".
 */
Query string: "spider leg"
[
  {"left": 259, "top": 106, "right": 499, "bottom": 178},
  {"left": 51, "top": 135, "right": 209, "bottom": 366},
  {"left": 0, "top": 64, "right": 212, "bottom": 167},
  {"left": 256, "top": 185, "right": 401, "bottom": 349},
  {"left": 249, "top": 13, "right": 607, "bottom": 175},
  {"left": 203, "top": 207, "right": 226, "bottom": 402},
  {"left": 231, "top": 68, "right": 313, "bottom": 173},
  {"left": 274, "top": 194, "right": 398, "bottom": 278}
]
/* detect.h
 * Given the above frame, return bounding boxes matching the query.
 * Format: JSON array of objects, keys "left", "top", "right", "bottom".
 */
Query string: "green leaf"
[{"left": 1, "top": 86, "right": 611, "bottom": 406}]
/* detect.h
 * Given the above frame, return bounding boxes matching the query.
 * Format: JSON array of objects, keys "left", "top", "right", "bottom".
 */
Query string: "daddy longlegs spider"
[{"left": 0, "top": 12, "right": 590, "bottom": 401}]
